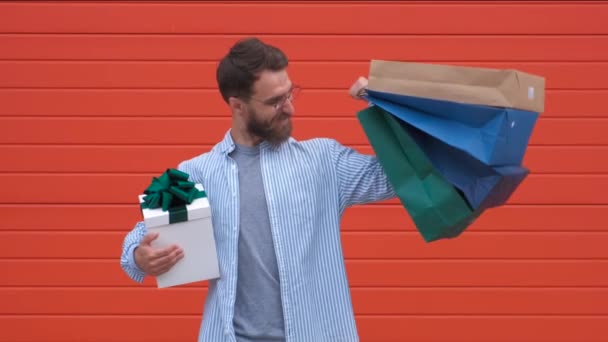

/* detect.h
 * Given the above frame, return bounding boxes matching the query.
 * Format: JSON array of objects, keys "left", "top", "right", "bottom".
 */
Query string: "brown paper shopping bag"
[{"left": 367, "top": 60, "right": 545, "bottom": 112}]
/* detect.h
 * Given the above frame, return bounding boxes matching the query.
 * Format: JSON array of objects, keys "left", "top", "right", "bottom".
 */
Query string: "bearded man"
[{"left": 120, "top": 37, "right": 395, "bottom": 342}]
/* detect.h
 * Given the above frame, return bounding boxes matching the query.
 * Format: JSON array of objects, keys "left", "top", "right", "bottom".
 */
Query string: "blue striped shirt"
[{"left": 120, "top": 130, "right": 395, "bottom": 342}]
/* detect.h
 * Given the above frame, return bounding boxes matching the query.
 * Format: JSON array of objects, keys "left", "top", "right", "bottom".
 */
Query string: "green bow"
[{"left": 141, "top": 168, "right": 207, "bottom": 224}]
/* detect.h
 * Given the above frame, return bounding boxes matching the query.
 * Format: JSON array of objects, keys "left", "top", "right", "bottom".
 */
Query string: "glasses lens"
[
  {"left": 276, "top": 86, "right": 300, "bottom": 110},
  {"left": 290, "top": 86, "right": 300, "bottom": 101}
]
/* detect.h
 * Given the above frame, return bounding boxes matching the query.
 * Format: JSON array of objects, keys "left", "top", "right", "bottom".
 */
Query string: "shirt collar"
[
  {"left": 215, "top": 129, "right": 237, "bottom": 155},
  {"left": 214, "top": 128, "right": 297, "bottom": 155}
]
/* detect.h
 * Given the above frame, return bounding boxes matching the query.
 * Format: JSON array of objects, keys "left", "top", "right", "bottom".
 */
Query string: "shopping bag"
[
  {"left": 367, "top": 59, "right": 545, "bottom": 112},
  {"left": 366, "top": 90, "right": 539, "bottom": 166},
  {"left": 400, "top": 120, "right": 529, "bottom": 211},
  {"left": 365, "top": 60, "right": 544, "bottom": 166},
  {"left": 356, "top": 105, "right": 479, "bottom": 242}
]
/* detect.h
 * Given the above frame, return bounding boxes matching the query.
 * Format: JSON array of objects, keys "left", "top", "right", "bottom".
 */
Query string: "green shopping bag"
[{"left": 357, "top": 105, "right": 480, "bottom": 242}]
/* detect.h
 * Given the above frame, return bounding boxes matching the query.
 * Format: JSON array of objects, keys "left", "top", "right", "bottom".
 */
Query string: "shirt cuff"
[{"left": 126, "top": 244, "right": 146, "bottom": 282}]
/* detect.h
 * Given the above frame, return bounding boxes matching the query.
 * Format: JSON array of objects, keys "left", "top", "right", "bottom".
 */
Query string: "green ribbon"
[{"left": 141, "top": 168, "right": 206, "bottom": 224}]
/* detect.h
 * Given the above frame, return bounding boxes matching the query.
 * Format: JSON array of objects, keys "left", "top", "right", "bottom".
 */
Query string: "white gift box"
[{"left": 139, "top": 184, "right": 220, "bottom": 288}]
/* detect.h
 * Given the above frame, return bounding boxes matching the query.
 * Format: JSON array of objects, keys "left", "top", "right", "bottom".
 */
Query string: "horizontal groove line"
[
  {"left": 1, "top": 203, "right": 606, "bottom": 207},
  {"left": 1, "top": 313, "right": 605, "bottom": 318},
  {"left": 2, "top": 116, "right": 607, "bottom": 119},
  {"left": 0, "top": 87, "right": 604, "bottom": 91},
  {"left": 1, "top": 285, "right": 606, "bottom": 289},
  {"left": 0, "top": 202, "right": 608, "bottom": 208},
  {"left": 2, "top": 286, "right": 608, "bottom": 290},
  {"left": 2, "top": 313, "right": 608, "bottom": 318},
  {"left": 0, "top": 202, "right": 605, "bottom": 206},
  {"left": 1, "top": 174, "right": 607, "bottom": 178},
  {"left": 0, "top": 2, "right": 599, "bottom": 6},
  {"left": 1, "top": 314, "right": 607, "bottom": 318},
  {"left": 1, "top": 116, "right": 607, "bottom": 119},
  {"left": 341, "top": 231, "right": 608, "bottom": 235},
  {"left": 3, "top": 258, "right": 608, "bottom": 261},
  {"left": 3, "top": 230, "right": 608, "bottom": 234},
  {"left": 0, "top": 144, "right": 606, "bottom": 148},
  {"left": 1, "top": 172, "right": 606, "bottom": 175},
  {"left": 4, "top": 229, "right": 603, "bottom": 233},
  {"left": 0, "top": 144, "right": 608, "bottom": 148},
  {"left": 3, "top": 59, "right": 608, "bottom": 62},
  {"left": 350, "top": 259, "right": 608, "bottom": 263},
  {"left": 0, "top": 171, "right": 608, "bottom": 177},
  {"left": 0, "top": 230, "right": 598, "bottom": 235},
  {"left": 0, "top": 88, "right": 600, "bottom": 93},
  {"left": 344, "top": 314, "right": 608, "bottom": 317},
  {"left": 0, "top": 2, "right": 602, "bottom": 8},
  {"left": 12, "top": 115, "right": 603, "bottom": 119},
  {"left": 2, "top": 33, "right": 608, "bottom": 37},
  {"left": 2, "top": 60, "right": 608, "bottom": 64},
  {"left": 2, "top": 33, "right": 608, "bottom": 38}
]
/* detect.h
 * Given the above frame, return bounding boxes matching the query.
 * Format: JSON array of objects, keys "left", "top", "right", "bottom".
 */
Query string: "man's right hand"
[{"left": 134, "top": 232, "right": 184, "bottom": 276}]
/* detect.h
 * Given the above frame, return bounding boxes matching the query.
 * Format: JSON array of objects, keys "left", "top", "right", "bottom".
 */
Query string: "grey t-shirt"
[{"left": 230, "top": 143, "right": 285, "bottom": 342}]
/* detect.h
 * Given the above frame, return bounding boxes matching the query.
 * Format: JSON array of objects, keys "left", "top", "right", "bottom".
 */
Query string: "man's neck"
[{"left": 230, "top": 125, "right": 263, "bottom": 147}]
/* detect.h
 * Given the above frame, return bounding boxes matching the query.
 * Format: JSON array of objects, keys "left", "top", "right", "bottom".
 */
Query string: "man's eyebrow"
[
  {"left": 263, "top": 84, "right": 293, "bottom": 103},
  {"left": 264, "top": 94, "right": 284, "bottom": 104}
]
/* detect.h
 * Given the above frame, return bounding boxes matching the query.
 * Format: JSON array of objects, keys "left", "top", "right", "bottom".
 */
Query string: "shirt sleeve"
[
  {"left": 119, "top": 220, "right": 147, "bottom": 283},
  {"left": 330, "top": 139, "right": 396, "bottom": 208}
]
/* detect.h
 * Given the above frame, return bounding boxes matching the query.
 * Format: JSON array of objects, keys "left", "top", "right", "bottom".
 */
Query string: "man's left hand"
[{"left": 349, "top": 76, "right": 368, "bottom": 100}]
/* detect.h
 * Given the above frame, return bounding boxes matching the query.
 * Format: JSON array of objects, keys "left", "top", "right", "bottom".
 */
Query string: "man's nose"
[{"left": 281, "top": 97, "right": 295, "bottom": 115}]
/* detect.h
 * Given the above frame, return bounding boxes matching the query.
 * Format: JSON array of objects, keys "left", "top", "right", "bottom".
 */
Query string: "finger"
[
  {"left": 349, "top": 77, "right": 368, "bottom": 99},
  {"left": 140, "top": 232, "right": 159, "bottom": 246},
  {"left": 150, "top": 247, "right": 184, "bottom": 270},
  {"left": 154, "top": 252, "right": 184, "bottom": 276},
  {"left": 150, "top": 244, "right": 180, "bottom": 260},
  {"left": 356, "top": 77, "right": 368, "bottom": 97},
  {"left": 150, "top": 248, "right": 184, "bottom": 268},
  {"left": 356, "top": 87, "right": 367, "bottom": 98}
]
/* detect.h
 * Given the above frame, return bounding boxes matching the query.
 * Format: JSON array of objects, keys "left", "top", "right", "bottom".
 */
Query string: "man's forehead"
[{"left": 253, "top": 70, "right": 291, "bottom": 97}]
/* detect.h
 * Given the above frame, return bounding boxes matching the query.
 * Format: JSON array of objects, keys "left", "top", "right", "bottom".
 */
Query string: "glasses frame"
[{"left": 241, "top": 84, "right": 301, "bottom": 113}]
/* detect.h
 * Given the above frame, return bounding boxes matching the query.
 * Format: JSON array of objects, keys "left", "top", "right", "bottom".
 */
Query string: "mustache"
[{"left": 271, "top": 111, "right": 291, "bottom": 123}]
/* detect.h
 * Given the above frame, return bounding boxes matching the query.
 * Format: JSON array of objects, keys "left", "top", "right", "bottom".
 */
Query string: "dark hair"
[{"left": 216, "top": 37, "right": 289, "bottom": 103}]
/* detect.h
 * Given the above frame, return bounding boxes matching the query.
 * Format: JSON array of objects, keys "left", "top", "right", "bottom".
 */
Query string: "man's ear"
[{"left": 228, "top": 97, "right": 245, "bottom": 116}]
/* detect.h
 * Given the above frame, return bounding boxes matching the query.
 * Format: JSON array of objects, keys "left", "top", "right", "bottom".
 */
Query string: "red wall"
[{"left": 1, "top": 1, "right": 607, "bottom": 341}]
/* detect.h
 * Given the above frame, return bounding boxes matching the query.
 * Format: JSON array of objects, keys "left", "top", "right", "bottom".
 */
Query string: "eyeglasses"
[{"left": 243, "top": 85, "right": 301, "bottom": 112}]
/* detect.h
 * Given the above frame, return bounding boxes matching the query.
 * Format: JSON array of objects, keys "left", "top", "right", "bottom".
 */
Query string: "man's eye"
[{"left": 267, "top": 98, "right": 282, "bottom": 106}]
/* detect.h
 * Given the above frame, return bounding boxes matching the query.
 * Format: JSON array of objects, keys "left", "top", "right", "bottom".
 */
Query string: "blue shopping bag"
[
  {"left": 397, "top": 116, "right": 529, "bottom": 211},
  {"left": 366, "top": 90, "right": 539, "bottom": 166}
]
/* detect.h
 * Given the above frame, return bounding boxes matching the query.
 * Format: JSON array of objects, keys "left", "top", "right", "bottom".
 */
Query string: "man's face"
[{"left": 243, "top": 69, "right": 295, "bottom": 146}]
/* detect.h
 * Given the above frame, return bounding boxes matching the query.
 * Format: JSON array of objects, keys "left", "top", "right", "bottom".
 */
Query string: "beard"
[{"left": 245, "top": 107, "right": 292, "bottom": 146}]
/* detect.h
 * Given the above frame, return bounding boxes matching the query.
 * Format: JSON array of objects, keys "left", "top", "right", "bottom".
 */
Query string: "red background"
[{"left": 1, "top": 1, "right": 607, "bottom": 341}]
